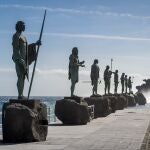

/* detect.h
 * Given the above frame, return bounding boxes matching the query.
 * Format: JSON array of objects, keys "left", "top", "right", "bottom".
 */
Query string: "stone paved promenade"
[{"left": 0, "top": 105, "right": 150, "bottom": 150}]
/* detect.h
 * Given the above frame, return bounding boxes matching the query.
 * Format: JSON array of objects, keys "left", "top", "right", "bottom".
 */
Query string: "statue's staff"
[
  {"left": 132, "top": 76, "right": 134, "bottom": 83},
  {"left": 111, "top": 58, "right": 113, "bottom": 71},
  {"left": 28, "top": 10, "right": 47, "bottom": 99}
]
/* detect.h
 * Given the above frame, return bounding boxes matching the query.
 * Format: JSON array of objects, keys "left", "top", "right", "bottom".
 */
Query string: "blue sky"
[{"left": 0, "top": 0, "right": 150, "bottom": 96}]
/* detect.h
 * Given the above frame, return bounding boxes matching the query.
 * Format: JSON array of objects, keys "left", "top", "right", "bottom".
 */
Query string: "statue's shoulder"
[
  {"left": 69, "top": 54, "right": 74, "bottom": 60},
  {"left": 92, "top": 64, "right": 96, "bottom": 68},
  {"left": 12, "top": 32, "right": 20, "bottom": 40},
  {"left": 12, "top": 33, "right": 26, "bottom": 42},
  {"left": 13, "top": 32, "right": 18, "bottom": 38},
  {"left": 20, "top": 34, "right": 27, "bottom": 43},
  {"left": 69, "top": 54, "right": 73, "bottom": 57}
]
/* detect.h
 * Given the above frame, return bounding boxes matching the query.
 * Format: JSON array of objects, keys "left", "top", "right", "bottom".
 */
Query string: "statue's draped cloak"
[
  {"left": 121, "top": 75, "right": 125, "bottom": 84},
  {"left": 69, "top": 54, "right": 79, "bottom": 83},
  {"left": 114, "top": 73, "right": 118, "bottom": 83},
  {"left": 128, "top": 79, "right": 132, "bottom": 88},
  {"left": 125, "top": 77, "right": 128, "bottom": 86},
  {"left": 104, "top": 69, "right": 109, "bottom": 82},
  {"left": 90, "top": 64, "right": 99, "bottom": 85}
]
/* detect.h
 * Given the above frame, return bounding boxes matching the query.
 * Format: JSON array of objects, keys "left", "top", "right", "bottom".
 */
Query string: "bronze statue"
[
  {"left": 128, "top": 76, "right": 132, "bottom": 93},
  {"left": 90, "top": 59, "right": 100, "bottom": 95},
  {"left": 113, "top": 70, "right": 119, "bottom": 94},
  {"left": 68, "top": 47, "right": 85, "bottom": 96},
  {"left": 124, "top": 75, "right": 128, "bottom": 93},
  {"left": 107, "top": 70, "right": 112, "bottom": 94},
  {"left": 12, "top": 21, "right": 41, "bottom": 99},
  {"left": 120, "top": 73, "right": 125, "bottom": 93},
  {"left": 104, "top": 65, "right": 110, "bottom": 94}
]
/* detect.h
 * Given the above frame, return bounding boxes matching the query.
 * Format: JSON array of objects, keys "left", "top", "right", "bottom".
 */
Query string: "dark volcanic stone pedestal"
[
  {"left": 84, "top": 96, "right": 111, "bottom": 118},
  {"left": 114, "top": 94, "right": 128, "bottom": 110},
  {"left": 125, "top": 94, "right": 136, "bottom": 107},
  {"left": 55, "top": 98, "right": 90, "bottom": 125},
  {"left": 134, "top": 93, "right": 147, "bottom": 105},
  {"left": 2, "top": 99, "right": 48, "bottom": 143}
]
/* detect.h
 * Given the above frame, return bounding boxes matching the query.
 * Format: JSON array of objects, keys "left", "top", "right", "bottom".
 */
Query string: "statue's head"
[
  {"left": 94, "top": 59, "right": 98, "bottom": 64},
  {"left": 122, "top": 73, "right": 125, "bottom": 76},
  {"left": 115, "top": 70, "right": 118, "bottom": 73},
  {"left": 16, "top": 21, "right": 25, "bottom": 32},
  {"left": 125, "top": 75, "right": 127, "bottom": 78},
  {"left": 72, "top": 47, "right": 78, "bottom": 56},
  {"left": 106, "top": 65, "right": 110, "bottom": 69}
]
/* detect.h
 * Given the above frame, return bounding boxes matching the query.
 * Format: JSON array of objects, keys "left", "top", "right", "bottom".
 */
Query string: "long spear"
[
  {"left": 111, "top": 58, "right": 113, "bottom": 71},
  {"left": 28, "top": 10, "right": 47, "bottom": 99}
]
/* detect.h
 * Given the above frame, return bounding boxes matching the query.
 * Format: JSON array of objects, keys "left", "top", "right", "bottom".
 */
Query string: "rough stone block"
[
  {"left": 55, "top": 98, "right": 89, "bottom": 125},
  {"left": 125, "top": 94, "right": 136, "bottom": 107},
  {"left": 2, "top": 99, "right": 48, "bottom": 143},
  {"left": 114, "top": 94, "right": 128, "bottom": 110},
  {"left": 134, "top": 93, "right": 147, "bottom": 105},
  {"left": 84, "top": 96, "right": 111, "bottom": 118}
]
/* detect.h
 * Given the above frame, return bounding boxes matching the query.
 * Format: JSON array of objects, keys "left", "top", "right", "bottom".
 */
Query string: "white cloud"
[
  {"left": 43, "top": 32, "right": 150, "bottom": 41},
  {"left": 35, "top": 68, "right": 67, "bottom": 77},
  {"left": 0, "top": 68, "right": 148, "bottom": 96},
  {"left": 35, "top": 68, "right": 90, "bottom": 80},
  {"left": 0, "top": 68, "right": 15, "bottom": 75},
  {"left": 0, "top": 4, "right": 150, "bottom": 20},
  {"left": 1, "top": 30, "right": 150, "bottom": 41},
  {"left": 0, "top": 68, "right": 91, "bottom": 96}
]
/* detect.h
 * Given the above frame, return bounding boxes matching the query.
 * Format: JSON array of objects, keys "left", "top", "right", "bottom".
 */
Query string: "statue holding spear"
[{"left": 12, "top": 10, "right": 46, "bottom": 99}]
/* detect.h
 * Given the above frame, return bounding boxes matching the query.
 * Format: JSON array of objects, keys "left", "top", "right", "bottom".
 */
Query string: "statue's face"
[
  {"left": 20, "top": 24, "right": 25, "bottom": 32},
  {"left": 16, "top": 22, "right": 25, "bottom": 32},
  {"left": 72, "top": 48, "right": 78, "bottom": 56},
  {"left": 106, "top": 66, "right": 109, "bottom": 69}
]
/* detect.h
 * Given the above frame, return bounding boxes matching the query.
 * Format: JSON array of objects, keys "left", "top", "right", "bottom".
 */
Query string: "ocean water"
[{"left": 0, "top": 96, "right": 63, "bottom": 125}]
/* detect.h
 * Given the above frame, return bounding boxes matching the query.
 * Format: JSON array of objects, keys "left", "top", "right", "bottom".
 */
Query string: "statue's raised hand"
[
  {"left": 80, "top": 60, "right": 85, "bottom": 64},
  {"left": 35, "top": 40, "right": 42, "bottom": 46}
]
